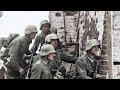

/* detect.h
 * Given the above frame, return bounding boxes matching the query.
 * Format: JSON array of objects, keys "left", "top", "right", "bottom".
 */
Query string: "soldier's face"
[
  {"left": 51, "top": 39, "right": 58, "bottom": 49},
  {"left": 48, "top": 53, "right": 56, "bottom": 61},
  {"left": 90, "top": 45, "right": 100, "bottom": 56},
  {"left": 3, "top": 42, "right": 8, "bottom": 48},
  {"left": 42, "top": 24, "right": 50, "bottom": 34},
  {"left": 30, "top": 32, "right": 37, "bottom": 39}
]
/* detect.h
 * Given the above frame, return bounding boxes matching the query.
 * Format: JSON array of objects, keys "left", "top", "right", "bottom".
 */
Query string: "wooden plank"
[{"left": 106, "top": 12, "right": 113, "bottom": 79}]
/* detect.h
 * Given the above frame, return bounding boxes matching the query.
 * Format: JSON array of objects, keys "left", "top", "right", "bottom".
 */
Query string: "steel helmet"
[
  {"left": 85, "top": 39, "right": 100, "bottom": 51},
  {"left": 45, "top": 33, "right": 59, "bottom": 43},
  {"left": 25, "top": 25, "right": 38, "bottom": 34},
  {"left": 8, "top": 33, "right": 19, "bottom": 40},
  {"left": 40, "top": 20, "right": 51, "bottom": 30},
  {"left": 40, "top": 44, "right": 56, "bottom": 56},
  {"left": 50, "top": 26, "right": 57, "bottom": 34}
]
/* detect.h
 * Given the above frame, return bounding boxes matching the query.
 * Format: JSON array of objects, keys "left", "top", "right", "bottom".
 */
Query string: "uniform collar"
[
  {"left": 85, "top": 53, "right": 95, "bottom": 63},
  {"left": 42, "top": 59, "right": 50, "bottom": 66},
  {"left": 41, "top": 31, "right": 50, "bottom": 37}
]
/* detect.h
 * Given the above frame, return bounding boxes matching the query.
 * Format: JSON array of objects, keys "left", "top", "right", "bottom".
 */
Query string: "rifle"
[
  {"left": 93, "top": 56, "right": 103, "bottom": 79},
  {"left": 93, "top": 60, "right": 99, "bottom": 79},
  {"left": 25, "top": 48, "right": 36, "bottom": 79},
  {"left": 53, "top": 62, "right": 66, "bottom": 79}
]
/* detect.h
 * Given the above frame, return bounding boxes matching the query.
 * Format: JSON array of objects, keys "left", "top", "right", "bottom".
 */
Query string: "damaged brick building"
[
  {"left": 49, "top": 11, "right": 112, "bottom": 79},
  {"left": 113, "top": 11, "right": 120, "bottom": 79}
]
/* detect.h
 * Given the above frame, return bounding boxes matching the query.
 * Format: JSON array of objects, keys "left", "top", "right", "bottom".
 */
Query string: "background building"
[
  {"left": 49, "top": 11, "right": 112, "bottom": 78},
  {"left": 112, "top": 11, "right": 120, "bottom": 79}
]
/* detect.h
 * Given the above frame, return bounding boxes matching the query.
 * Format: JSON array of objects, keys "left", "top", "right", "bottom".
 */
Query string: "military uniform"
[
  {"left": 75, "top": 39, "right": 101, "bottom": 79},
  {"left": 6, "top": 35, "right": 32, "bottom": 79},
  {"left": 30, "top": 59, "right": 52, "bottom": 79},
  {"left": 44, "top": 33, "right": 77, "bottom": 78},
  {"left": 0, "top": 33, "right": 20, "bottom": 59},
  {"left": 31, "top": 31, "right": 50, "bottom": 53},
  {"left": 31, "top": 20, "right": 51, "bottom": 53},
  {"left": 30, "top": 44, "right": 56, "bottom": 79},
  {"left": 5, "top": 25, "right": 38, "bottom": 79},
  {"left": 49, "top": 49, "right": 77, "bottom": 77},
  {"left": 75, "top": 54, "right": 101, "bottom": 79}
]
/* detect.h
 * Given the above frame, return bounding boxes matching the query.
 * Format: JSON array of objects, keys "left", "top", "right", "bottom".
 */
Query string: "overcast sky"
[{"left": 0, "top": 11, "right": 49, "bottom": 37}]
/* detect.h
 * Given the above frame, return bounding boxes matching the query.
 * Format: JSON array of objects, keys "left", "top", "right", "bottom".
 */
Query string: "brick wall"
[
  {"left": 112, "top": 11, "right": 120, "bottom": 79},
  {"left": 49, "top": 11, "right": 111, "bottom": 78}
]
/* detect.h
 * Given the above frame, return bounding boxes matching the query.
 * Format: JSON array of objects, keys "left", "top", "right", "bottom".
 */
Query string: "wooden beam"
[{"left": 106, "top": 11, "right": 113, "bottom": 79}]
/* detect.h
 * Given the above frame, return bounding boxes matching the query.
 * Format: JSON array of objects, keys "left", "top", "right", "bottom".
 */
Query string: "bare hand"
[
  {"left": 19, "top": 68, "right": 25, "bottom": 75},
  {"left": 96, "top": 74, "right": 101, "bottom": 79}
]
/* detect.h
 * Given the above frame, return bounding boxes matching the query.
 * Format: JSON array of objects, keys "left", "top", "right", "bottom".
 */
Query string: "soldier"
[
  {"left": 0, "top": 33, "right": 20, "bottom": 79},
  {"left": 31, "top": 20, "right": 51, "bottom": 54},
  {"left": 30, "top": 44, "right": 56, "bottom": 79},
  {"left": 5, "top": 25, "right": 38, "bottom": 79},
  {"left": 45, "top": 33, "right": 78, "bottom": 79},
  {"left": 0, "top": 33, "right": 20, "bottom": 58},
  {"left": 75, "top": 39, "right": 102, "bottom": 79},
  {"left": 0, "top": 33, "right": 19, "bottom": 51}
]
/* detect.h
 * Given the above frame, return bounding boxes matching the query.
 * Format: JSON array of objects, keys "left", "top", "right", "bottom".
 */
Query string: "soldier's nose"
[{"left": 53, "top": 54, "right": 56, "bottom": 57}]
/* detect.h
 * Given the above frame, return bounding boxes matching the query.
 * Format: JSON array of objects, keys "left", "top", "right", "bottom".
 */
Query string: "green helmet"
[
  {"left": 45, "top": 33, "right": 59, "bottom": 43},
  {"left": 25, "top": 25, "right": 38, "bottom": 34},
  {"left": 40, "top": 20, "right": 51, "bottom": 30},
  {"left": 40, "top": 44, "right": 56, "bottom": 56},
  {"left": 50, "top": 26, "right": 57, "bottom": 34},
  {"left": 85, "top": 39, "right": 100, "bottom": 51}
]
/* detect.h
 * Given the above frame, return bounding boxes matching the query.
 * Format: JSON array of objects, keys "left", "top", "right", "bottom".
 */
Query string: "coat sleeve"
[
  {"left": 30, "top": 65, "right": 42, "bottom": 79},
  {"left": 97, "top": 60, "right": 102, "bottom": 74},
  {"left": 60, "top": 50, "right": 77, "bottom": 64},
  {"left": 75, "top": 58, "right": 92, "bottom": 79},
  {"left": 7, "top": 39, "right": 21, "bottom": 71},
  {"left": 31, "top": 34, "right": 41, "bottom": 53}
]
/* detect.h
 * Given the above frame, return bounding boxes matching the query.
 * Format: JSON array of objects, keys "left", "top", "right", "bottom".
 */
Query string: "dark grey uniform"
[
  {"left": 31, "top": 31, "right": 50, "bottom": 53},
  {"left": 6, "top": 35, "right": 32, "bottom": 79},
  {"left": 75, "top": 54, "right": 101, "bottom": 79}
]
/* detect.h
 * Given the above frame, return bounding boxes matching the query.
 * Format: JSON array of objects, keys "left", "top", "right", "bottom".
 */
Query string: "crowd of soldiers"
[{"left": 0, "top": 19, "right": 104, "bottom": 79}]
